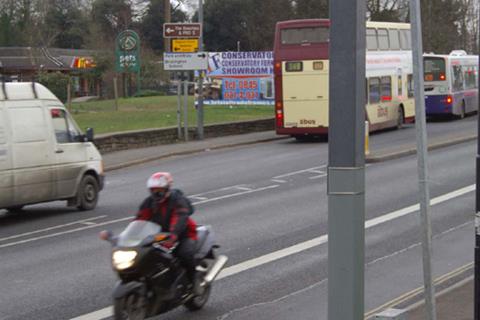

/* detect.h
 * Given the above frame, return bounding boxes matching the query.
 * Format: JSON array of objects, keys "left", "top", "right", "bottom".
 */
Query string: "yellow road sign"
[{"left": 172, "top": 39, "right": 199, "bottom": 52}]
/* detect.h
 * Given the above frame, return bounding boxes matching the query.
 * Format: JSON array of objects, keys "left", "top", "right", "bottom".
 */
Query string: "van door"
[
  {"left": 0, "top": 102, "right": 13, "bottom": 208},
  {"left": 48, "top": 107, "right": 87, "bottom": 199},
  {"left": 8, "top": 101, "right": 55, "bottom": 205}
]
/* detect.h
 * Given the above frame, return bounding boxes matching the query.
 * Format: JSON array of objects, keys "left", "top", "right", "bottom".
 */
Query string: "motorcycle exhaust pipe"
[{"left": 204, "top": 255, "right": 228, "bottom": 284}]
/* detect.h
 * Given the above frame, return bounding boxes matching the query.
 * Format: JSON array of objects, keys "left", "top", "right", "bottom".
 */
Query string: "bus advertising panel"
[{"left": 199, "top": 51, "right": 274, "bottom": 105}]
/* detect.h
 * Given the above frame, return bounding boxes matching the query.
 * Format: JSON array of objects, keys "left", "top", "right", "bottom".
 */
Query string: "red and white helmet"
[{"left": 147, "top": 172, "right": 173, "bottom": 190}]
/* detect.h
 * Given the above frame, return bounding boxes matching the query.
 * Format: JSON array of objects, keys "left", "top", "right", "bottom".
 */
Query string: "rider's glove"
[{"left": 163, "top": 234, "right": 178, "bottom": 249}]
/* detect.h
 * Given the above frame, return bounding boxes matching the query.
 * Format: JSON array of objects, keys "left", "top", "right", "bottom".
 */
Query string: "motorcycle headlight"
[{"left": 112, "top": 250, "right": 138, "bottom": 270}]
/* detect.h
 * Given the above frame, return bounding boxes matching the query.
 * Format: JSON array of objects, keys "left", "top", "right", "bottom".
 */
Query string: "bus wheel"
[
  {"left": 460, "top": 101, "right": 466, "bottom": 119},
  {"left": 397, "top": 107, "right": 404, "bottom": 129}
]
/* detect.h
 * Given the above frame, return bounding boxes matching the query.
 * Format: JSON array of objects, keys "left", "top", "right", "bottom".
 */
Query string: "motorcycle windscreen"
[{"left": 117, "top": 220, "right": 161, "bottom": 247}]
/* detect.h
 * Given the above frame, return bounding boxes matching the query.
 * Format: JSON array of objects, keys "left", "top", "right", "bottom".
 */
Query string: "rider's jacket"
[{"left": 135, "top": 193, "right": 197, "bottom": 240}]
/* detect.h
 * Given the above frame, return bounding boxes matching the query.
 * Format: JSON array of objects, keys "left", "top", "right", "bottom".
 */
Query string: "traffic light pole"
[{"left": 327, "top": 0, "right": 366, "bottom": 319}]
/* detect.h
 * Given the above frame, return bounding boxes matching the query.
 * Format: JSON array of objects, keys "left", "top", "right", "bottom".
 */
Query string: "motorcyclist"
[{"left": 135, "top": 172, "right": 201, "bottom": 294}]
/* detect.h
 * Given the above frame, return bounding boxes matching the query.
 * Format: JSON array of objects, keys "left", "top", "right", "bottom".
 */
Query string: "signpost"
[
  {"left": 163, "top": 52, "right": 208, "bottom": 71},
  {"left": 163, "top": 22, "right": 205, "bottom": 141},
  {"left": 172, "top": 39, "right": 199, "bottom": 53},
  {"left": 163, "top": 23, "right": 202, "bottom": 38}
]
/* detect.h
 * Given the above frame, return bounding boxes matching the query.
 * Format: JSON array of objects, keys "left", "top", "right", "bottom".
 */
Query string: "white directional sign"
[{"left": 163, "top": 52, "right": 208, "bottom": 71}]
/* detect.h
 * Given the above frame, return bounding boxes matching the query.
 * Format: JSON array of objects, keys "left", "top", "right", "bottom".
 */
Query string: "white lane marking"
[
  {"left": 80, "top": 222, "right": 98, "bottom": 226},
  {"left": 365, "top": 184, "right": 475, "bottom": 229},
  {"left": 0, "top": 216, "right": 107, "bottom": 242},
  {"left": 189, "top": 195, "right": 208, "bottom": 201},
  {"left": 70, "top": 307, "right": 112, "bottom": 320},
  {"left": 70, "top": 183, "right": 475, "bottom": 320},
  {"left": 192, "top": 185, "right": 280, "bottom": 205},
  {"left": 233, "top": 186, "right": 253, "bottom": 191},
  {"left": 0, "top": 186, "right": 279, "bottom": 249},
  {"left": 272, "top": 165, "right": 327, "bottom": 179},
  {"left": 271, "top": 179, "right": 287, "bottom": 183},
  {"left": 309, "top": 173, "right": 328, "bottom": 180},
  {"left": 0, "top": 217, "right": 132, "bottom": 249}
]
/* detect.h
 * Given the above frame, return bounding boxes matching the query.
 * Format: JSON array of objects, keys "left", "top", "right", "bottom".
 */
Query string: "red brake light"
[
  {"left": 446, "top": 95, "right": 452, "bottom": 104},
  {"left": 381, "top": 96, "right": 392, "bottom": 102},
  {"left": 439, "top": 74, "right": 446, "bottom": 80},
  {"left": 276, "top": 109, "right": 283, "bottom": 127}
]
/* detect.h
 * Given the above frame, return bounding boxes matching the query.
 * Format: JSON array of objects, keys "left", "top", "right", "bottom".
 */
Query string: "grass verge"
[{"left": 71, "top": 96, "right": 274, "bottom": 134}]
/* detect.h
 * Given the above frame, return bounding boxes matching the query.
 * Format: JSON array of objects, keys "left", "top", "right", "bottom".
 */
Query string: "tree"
[
  {"left": 42, "top": 0, "right": 89, "bottom": 48},
  {"left": 420, "top": 0, "right": 463, "bottom": 53},
  {"left": 367, "top": 0, "right": 408, "bottom": 22},
  {"left": 139, "top": 0, "right": 187, "bottom": 52},
  {"left": 294, "top": 0, "right": 328, "bottom": 19},
  {"left": 91, "top": 0, "right": 134, "bottom": 40},
  {"left": 203, "top": 0, "right": 294, "bottom": 51}
]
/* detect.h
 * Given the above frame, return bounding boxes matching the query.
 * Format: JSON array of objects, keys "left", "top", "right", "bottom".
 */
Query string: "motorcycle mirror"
[{"left": 99, "top": 230, "right": 112, "bottom": 241}]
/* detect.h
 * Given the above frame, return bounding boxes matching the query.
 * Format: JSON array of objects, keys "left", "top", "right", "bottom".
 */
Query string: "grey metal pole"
[
  {"left": 164, "top": 0, "right": 171, "bottom": 52},
  {"left": 410, "top": 1, "right": 437, "bottom": 319},
  {"left": 328, "top": 0, "right": 366, "bottom": 319},
  {"left": 475, "top": 16, "right": 480, "bottom": 320},
  {"left": 183, "top": 72, "right": 189, "bottom": 142},
  {"left": 177, "top": 73, "right": 182, "bottom": 139},
  {"left": 196, "top": 0, "right": 205, "bottom": 140}
]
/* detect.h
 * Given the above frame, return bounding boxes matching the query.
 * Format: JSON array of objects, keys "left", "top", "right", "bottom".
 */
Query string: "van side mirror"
[{"left": 85, "top": 128, "right": 94, "bottom": 142}]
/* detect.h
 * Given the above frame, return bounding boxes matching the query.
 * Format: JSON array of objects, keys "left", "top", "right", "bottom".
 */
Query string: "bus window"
[
  {"left": 465, "top": 66, "right": 477, "bottom": 89},
  {"left": 281, "top": 27, "right": 329, "bottom": 45},
  {"left": 366, "top": 28, "right": 378, "bottom": 50},
  {"left": 424, "top": 57, "right": 446, "bottom": 81},
  {"left": 452, "top": 65, "right": 464, "bottom": 91},
  {"left": 407, "top": 74, "right": 414, "bottom": 98},
  {"left": 369, "top": 77, "right": 381, "bottom": 104},
  {"left": 475, "top": 66, "right": 479, "bottom": 88},
  {"left": 398, "top": 75, "right": 403, "bottom": 97},
  {"left": 378, "top": 29, "right": 389, "bottom": 50},
  {"left": 388, "top": 29, "right": 400, "bottom": 50},
  {"left": 399, "top": 30, "right": 411, "bottom": 50},
  {"left": 381, "top": 76, "right": 392, "bottom": 100}
]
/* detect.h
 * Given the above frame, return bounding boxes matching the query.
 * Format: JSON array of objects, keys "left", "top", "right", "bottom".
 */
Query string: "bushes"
[{"left": 38, "top": 72, "right": 70, "bottom": 102}]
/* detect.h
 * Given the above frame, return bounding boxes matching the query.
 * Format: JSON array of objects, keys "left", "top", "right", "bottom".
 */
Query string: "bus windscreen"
[
  {"left": 281, "top": 27, "right": 329, "bottom": 45},
  {"left": 424, "top": 57, "right": 446, "bottom": 81}
]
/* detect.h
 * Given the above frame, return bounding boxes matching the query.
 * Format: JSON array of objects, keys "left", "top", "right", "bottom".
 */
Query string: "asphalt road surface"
[{"left": 0, "top": 116, "right": 477, "bottom": 320}]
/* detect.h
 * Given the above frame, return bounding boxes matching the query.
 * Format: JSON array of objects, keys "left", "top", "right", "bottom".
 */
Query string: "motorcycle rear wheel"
[
  {"left": 114, "top": 294, "right": 147, "bottom": 320},
  {"left": 184, "top": 283, "right": 211, "bottom": 311}
]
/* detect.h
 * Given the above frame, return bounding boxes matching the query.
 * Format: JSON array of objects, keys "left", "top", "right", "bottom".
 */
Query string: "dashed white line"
[
  {"left": 272, "top": 165, "right": 327, "bottom": 179},
  {"left": 0, "top": 216, "right": 107, "bottom": 243}
]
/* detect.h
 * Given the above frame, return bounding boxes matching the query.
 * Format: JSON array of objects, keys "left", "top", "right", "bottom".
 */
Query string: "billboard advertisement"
[{"left": 199, "top": 51, "right": 274, "bottom": 105}]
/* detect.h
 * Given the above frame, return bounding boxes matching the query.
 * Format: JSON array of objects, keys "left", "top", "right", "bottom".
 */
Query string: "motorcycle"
[{"left": 100, "top": 220, "right": 228, "bottom": 320}]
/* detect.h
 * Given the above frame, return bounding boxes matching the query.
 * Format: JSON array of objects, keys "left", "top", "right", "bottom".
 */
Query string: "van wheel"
[
  {"left": 77, "top": 175, "right": 99, "bottom": 211},
  {"left": 6, "top": 205, "right": 24, "bottom": 213}
]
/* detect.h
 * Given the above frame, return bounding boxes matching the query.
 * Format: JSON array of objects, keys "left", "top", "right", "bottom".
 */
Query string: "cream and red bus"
[{"left": 273, "top": 19, "right": 415, "bottom": 139}]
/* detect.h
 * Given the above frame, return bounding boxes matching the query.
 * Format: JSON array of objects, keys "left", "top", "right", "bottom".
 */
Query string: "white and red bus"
[
  {"left": 423, "top": 50, "right": 478, "bottom": 118},
  {"left": 273, "top": 19, "right": 415, "bottom": 139}
]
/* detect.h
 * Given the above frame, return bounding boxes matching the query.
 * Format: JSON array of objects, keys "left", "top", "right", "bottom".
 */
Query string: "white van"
[{"left": 0, "top": 82, "right": 104, "bottom": 212}]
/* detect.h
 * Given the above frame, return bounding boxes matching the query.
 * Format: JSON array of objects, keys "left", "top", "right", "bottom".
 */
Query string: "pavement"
[{"left": 100, "top": 129, "right": 477, "bottom": 319}]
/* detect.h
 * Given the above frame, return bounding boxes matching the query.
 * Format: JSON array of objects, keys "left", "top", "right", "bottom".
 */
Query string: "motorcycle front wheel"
[
  {"left": 184, "top": 283, "right": 211, "bottom": 311},
  {"left": 114, "top": 293, "right": 147, "bottom": 320}
]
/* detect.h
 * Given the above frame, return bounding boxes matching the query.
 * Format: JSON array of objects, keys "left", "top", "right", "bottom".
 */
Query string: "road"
[{"left": 0, "top": 116, "right": 477, "bottom": 320}]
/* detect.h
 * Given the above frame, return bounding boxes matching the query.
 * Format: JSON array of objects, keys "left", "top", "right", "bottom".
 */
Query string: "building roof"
[{"left": 0, "top": 47, "right": 97, "bottom": 72}]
